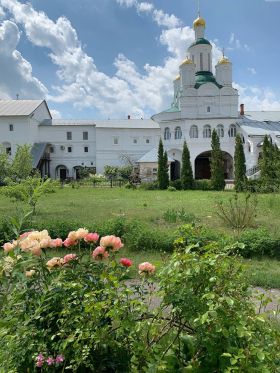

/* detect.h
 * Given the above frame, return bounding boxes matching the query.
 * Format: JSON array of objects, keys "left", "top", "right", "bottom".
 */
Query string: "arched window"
[
  {"left": 164, "top": 127, "right": 171, "bottom": 140},
  {"left": 207, "top": 106, "right": 211, "bottom": 113},
  {"left": 229, "top": 124, "right": 237, "bottom": 138},
  {"left": 217, "top": 124, "right": 224, "bottom": 138},
  {"left": 203, "top": 125, "right": 211, "bottom": 138},
  {"left": 200, "top": 52, "right": 203, "bottom": 71},
  {"left": 175, "top": 126, "right": 182, "bottom": 140},
  {"left": 190, "top": 125, "right": 198, "bottom": 139}
]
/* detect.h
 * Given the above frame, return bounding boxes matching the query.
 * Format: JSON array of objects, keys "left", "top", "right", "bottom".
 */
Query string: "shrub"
[
  {"left": 169, "top": 179, "right": 182, "bottom": 190},
  {"left": 174, "top": 223, "right": 220, "bottom": 249},
  {"left": 193, "top": 179, "right": 212, "bottom": 190},
  {"left": 167, "top": 186, "right": 176, "bottom": 192},
  {"left": 238, "top": 228, "right": 280, "bottom": 258},
  {"left": 163, "top": 209, "right": 198, "bottom": 224},
  {"left": 139, "top": 181, "right": 158, "bottom": 190}
]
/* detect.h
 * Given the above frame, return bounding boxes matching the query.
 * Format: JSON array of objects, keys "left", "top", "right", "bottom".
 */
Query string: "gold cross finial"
[{"left": 198, "top": 0, "right": 200, "bottom": 17}]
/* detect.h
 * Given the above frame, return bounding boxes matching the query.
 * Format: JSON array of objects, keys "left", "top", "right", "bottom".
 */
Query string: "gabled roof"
[{"left": 0, "top": 100, "right": 46, "bottom": 116}]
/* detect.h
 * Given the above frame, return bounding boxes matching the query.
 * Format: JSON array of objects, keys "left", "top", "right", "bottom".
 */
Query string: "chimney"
[
  {"left": 240, "top": 103, "right": 245, "bottom": 116},
  {"left": 127, "top": 115, "right": 131, "bottom": 120}
]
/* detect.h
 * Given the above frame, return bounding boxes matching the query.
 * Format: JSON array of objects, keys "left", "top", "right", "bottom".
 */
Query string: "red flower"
[{"left": 120, "top": 258, "right": 133, "bottom": 267}]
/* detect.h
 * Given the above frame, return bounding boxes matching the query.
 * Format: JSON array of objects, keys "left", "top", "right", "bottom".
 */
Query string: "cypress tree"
[
  {"left": 260, "top": 135, "right": 275, "bottom": 185},
  {"left": 210, "top": 129, "right": 225, "bottom": 190},
  {"left": 157, "top": 138, "right": 166, "bottom": 189},
  {"left": 163, "top": 151, "right": 169, "bottom": 189},
  {"left": 181, "top": 140, "right": 193, "bottom": 189},
  {"left": 234, "top": 134, "right": 247, "bottom": 192}
]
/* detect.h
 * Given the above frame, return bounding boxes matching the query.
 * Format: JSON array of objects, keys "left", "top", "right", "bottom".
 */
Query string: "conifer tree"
[
  {"left": 181, "top": 140, "right": 193, "bottom": 189},
  {"left": 163, "top": 151, "right": 169, "bottom": 189},
  {"left": 210, "top": 129, "right": 225, "bottom": 190},
  {"left": 260, "top": 135, "right": 275, "bottom": 185},
  {"left": 157, "top": 138, "right": 168, "bottom": 189},
  {"left": 234, "top": 134, "right": 247, "bottom": 192}
]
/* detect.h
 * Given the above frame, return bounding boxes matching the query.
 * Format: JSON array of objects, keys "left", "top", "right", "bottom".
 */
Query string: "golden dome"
[
  {"left": 218, "top": 56, "right": 230, "bottom": 64},
  {"left": 180, "top": 58, "right": 193, "bottom": 66},
  {"left": 193, "top": 16, "right": 206, "bottom": 28},
  {"left": 174, "top": 75, "right": 180, "bottom": 81}
]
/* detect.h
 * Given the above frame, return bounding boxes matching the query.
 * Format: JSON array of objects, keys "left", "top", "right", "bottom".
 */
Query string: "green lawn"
[
  {"left": 0, "top": 186, "right": 280, "bottom": 234},
  {"left": 1, "top": 186, "right": 280, "bottom": 288}
]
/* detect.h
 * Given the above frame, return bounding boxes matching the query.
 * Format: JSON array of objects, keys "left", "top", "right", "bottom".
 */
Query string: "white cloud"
[
  {"left": 228, "top": 32, "right": 251, "bottom": 52},
  {"left": 234, "top": 83, "right": 280, "bottom": 110},
  {"left": 50, "top": 109, "right": 61, "bottom": 118},
  {"left": 0, "top": 5, "right": 5, "bottom": 18},
  {"left": 247, "top": 67, "right": 257, "bottom": 75},
  {"left": 0, "top": 19, "right": 47, "bottom": 100},
  {"left": 137, "top": 2, "right": 154, "bottom": 13}
]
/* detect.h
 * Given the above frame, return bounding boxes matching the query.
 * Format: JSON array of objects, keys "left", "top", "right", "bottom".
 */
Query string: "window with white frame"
[
  {"left": 164, "top": 127, "right": 171, "bottom": 140},
  {"left": 67, "top": 132, "right": 72, "bottom": 140},
  {"left": 175, "top": 126, "right": 182, "bottom": 140},
  {"left": 83, "top": 131, "right": 88, "bottom": 140},
  {"left": 67, "top": 146, "right": 72, "bottom": 153},
  {"left": 84, "top": 146, "right": 89, "bottom": 153},
  {"left": 203, "top": 125, "right": 211, "bottom": 138},
  {"left": 113, "top": 137, "right": 119, "bottom": 145},
  {"left": 9, "top": 124, "right": 14, "bottom": 131},
  {"left": 133, "top": 138, "right": 138, "bottom": 144},
  {"left": 217, "top": 124, "right": 224, "bottom": 138},
  {"left": 190, "top": 125, "right": 198, "bottom": 138},
  {"left": 229, "top": 124, "right": 237, "bottom": 138},
  {"left": 207, "top": 106, "right": 211, "bottom": 113},
  {"left": 145, "top": 138, "right": 150, "bottom": 144}
]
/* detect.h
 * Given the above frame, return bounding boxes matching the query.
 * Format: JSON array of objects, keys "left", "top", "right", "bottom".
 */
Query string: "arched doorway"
[
  {"left": 55, "top": 165, "right": 69, "bottom": 180},
  {"left": 171, "top": 160, "right": 181, "bottom": 180},
  {"left": 195, "top": 151, "right": 233, "bottom": 180},
  {"left": 2, "top": 142, "right": 11, "bottom": 155}
]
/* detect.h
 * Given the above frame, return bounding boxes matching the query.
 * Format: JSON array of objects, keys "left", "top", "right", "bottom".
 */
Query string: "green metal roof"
[
  {"left": 194, "top": 71, "right": 223, "bottom": 89},
  {"left": 189, "top": 38, "right": 211, "bottom": 48},
  {"left": 163, "top": 105, "right": 180, "bottom": 113}
]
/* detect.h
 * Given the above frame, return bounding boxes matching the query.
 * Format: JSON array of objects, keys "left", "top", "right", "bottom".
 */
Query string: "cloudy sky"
[{"left": 0, "top": 0, "right": 279, "bottom": 119}]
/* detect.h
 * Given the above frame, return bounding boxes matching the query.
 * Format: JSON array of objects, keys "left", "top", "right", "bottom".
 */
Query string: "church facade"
[{"left": 0, "top": 14, "right": 280, "bottom": 181}]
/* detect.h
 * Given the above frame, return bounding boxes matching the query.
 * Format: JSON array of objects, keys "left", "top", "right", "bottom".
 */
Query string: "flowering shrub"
[{"left": 0, "top": 224, "right": 279, "bottom": 372}]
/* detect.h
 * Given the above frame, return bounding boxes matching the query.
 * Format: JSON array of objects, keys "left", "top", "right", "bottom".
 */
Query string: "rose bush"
[{"left": 0, "top": 224, "right": 280, "bottom": 372}]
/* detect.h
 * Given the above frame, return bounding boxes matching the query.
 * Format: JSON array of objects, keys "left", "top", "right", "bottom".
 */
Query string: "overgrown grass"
[{"left": 243, "top": 258, "right": 280, "bottom": 289}]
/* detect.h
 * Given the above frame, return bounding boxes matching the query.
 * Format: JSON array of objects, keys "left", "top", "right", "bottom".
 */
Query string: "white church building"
[{"left": 0, "top": 14, "right": 280, "bottom": 181}]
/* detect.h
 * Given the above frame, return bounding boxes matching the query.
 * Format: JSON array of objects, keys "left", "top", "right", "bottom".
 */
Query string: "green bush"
[
  {"left": 193, "top": 179, "right": 212, "bottom": 190},
  {"left": 174, "top": 223, "right": 221, "bottom": 249},
  {"left": 169, "top": 179, "right": 182, "bottom": 190},
  {"left": 163, "top": 208, "right": 197, "bottom": 224},
  {"left": 167, "top": 186, "right": 176, "bottom": 192},
  {"left": 139, "top": 181, "right": 158, "bottom": 190},
  {"left": 238, "top": 228, "right": 280, "bottom": 258}
]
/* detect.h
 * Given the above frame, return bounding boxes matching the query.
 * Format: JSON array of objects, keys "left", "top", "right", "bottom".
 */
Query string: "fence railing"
[{"left": 246, "top": 165, "right": 260, "bottom": 177}]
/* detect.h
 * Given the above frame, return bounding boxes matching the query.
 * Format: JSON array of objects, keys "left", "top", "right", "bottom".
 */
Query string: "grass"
[{"left": 1, "top": 186, "right": 280, "bottom": 288}]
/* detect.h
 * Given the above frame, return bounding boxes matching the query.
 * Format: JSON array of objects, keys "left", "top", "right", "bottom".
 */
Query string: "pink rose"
[
  {"left": 138, "top": 262, "right": 156, "bottom": 275},
  {"left": 63, "top": 238, "right": 77, "bottom": 247},
  {"left": 36, "top": 353, "right": 44, "bottom": 362},
  {"left": 84, "top": 232, "right": 99, "bottom": 243},
  {"left": 50, "top": 238, "right": 63, "bottom": 248},
  {"left": 55, "top": 355, "right": 65, "bottom": 364},
  {"left": 2, "top": 242, "right": 15, "bottom": 253},
  {"left": 100, "top": 235, "right": 123, "bottom": 251},
  {"left": 46, "top": 357, "right": 55, "bottom": 366},
  {"left": 63, "top": 253, "right": 77, "bottom": 264},
  {"left": 92, "top": 246, "right": 109, "bottom": 260},
  {"left": 36, "top": 361, "right": 44, "bottom": 368},
  {"left": 120, "top": 258, "right": 133, "bottom": 267}
]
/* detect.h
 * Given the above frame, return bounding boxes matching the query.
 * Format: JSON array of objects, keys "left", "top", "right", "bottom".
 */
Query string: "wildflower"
[
  {"left": 120, "top": 258, "right": 133, "bottom": 267},
  {"left": 46, "top": 257, "right": 64, "bottom": 269},
  {"left": 84, "top": 232, "right": 99, "bottom": 243},
  {"left": 26, "top": 270, "right": 36, "bottom": 277},
  {"left": 46, "top": 357, "right": 55, "bottom": 366},
  {"left": 55, "top": 355, "right": 65, "bottom": 364},
  {"left": 92, "top": 246, "right": 109, "bottom": 260},
  {"left": 138, "top": 262, "right": 156, "bottom": 275},
  {"left": 35, "top": 353, "right": 44, "bottom": 367},
  {"left": 63, "top": 253, "right": 77, "bottom": 264},
  {"left": 100, "top": 235, "right": 123, "bottom": 251},
  {"left": 36, "top": 361, "right": 44, "bottom": 368}
]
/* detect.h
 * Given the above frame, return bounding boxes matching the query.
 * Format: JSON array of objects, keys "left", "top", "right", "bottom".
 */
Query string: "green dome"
[
  {"left": 194, "top": 71, "right": 223, "bottom": 89},
  {"left": 189, "top": 38, "right": 211, "bottom": 48}
]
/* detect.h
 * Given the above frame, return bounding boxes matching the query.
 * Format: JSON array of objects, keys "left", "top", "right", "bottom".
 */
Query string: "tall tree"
[
  {"left": 11, "top": 144, "right": 33, "bottom": 181},
  {"left": 163, "top": 151, "right": 169, "bottom": 189},
  {"left": 0, "top": 145, "right": 11, "bottom": 185},
  {"left": 181, "top": 140, "right": 193, "bottom": 190},
  {"left": 259, "top": 135, "right": 275, "bottom": 185},
  {"left": 210, "top": 129, "right": 225, "bottom": 190},
  {"left": 234, "top": 134, "right": 247, "bottom": 192},
  {"left": 157, "top": 138, "right": 166, "bottom": 189}
]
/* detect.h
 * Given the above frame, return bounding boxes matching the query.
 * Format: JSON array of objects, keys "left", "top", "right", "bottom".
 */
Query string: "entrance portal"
[
  {"left": 170, "top": 160, "right": 181, "bottom": 180},
  {"left": 195, "top": 151, "right": 233, "bottom": 180}
]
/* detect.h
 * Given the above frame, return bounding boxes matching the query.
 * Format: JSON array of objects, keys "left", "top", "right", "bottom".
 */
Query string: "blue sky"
[{"left": 0, "top": 0, "right": 279, "bottom": 119}]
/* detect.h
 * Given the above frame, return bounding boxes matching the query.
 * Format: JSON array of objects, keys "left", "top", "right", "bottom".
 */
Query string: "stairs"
[{"left": 246, "top": 165, "right": 260, "bottom": 180}]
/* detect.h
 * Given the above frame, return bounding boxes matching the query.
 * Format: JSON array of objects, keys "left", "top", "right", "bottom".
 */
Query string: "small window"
[
  {"left": 207, "top": 106, "right": 211, "bottom": 113},
  {"left": 49, "top": 146, "right": 54, "bottom": 153},
  {"left": 203, "top": 125, "right": 211, "bottom": 138},
  {"left": 200, "top": 52, "right": 203, "bottom": 71},
  {"left": 83, "top": 131, "right": 88, "bottom": 140},
  {"left": 190, "top": 125, "right": 198, "bottom": 139},
  {"left": 113, "top": 137, "right": 119, "bottom": 145},
  {"left": 146, "top": 138, "right": 150, "bottom": 144},
  {"left": 67, "top": 146, "right": 72, "bottom": 153},
  {"left": 84, "top": 146, "right": 89, "bottom": 153},
  {"left": 152, "top": 168, "right": 157, "bottom": 174},
  {"left": 133, "top": 138, "right": 138, "bottom": 144},
  {"left": 6, "top": 147, "right": 11, "bottom": 155},
  {"left": 229, "top": 124, "right": 237, "bottom": 138},
  {"left": 175, "top": 126, "right": 182, "bottom": 140},
  {"left": 208, "top": 53, "right": 211, "bottom": 71},
  {"left": 9, "top": 124, "right": 14, "bottom": 131},
  {"left": 67, "top": 132, "right": 72, "bottom": 140}
]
